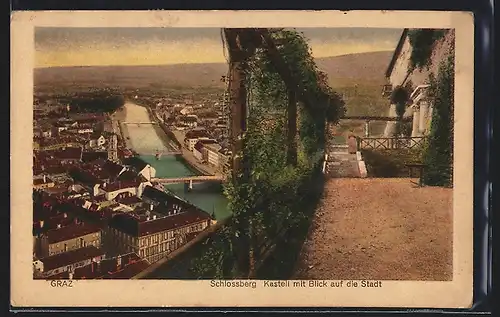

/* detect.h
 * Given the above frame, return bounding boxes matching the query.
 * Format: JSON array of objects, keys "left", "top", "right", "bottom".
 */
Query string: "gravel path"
[{"left": 294, "top": 178, "right": 453, "bottom": 281}]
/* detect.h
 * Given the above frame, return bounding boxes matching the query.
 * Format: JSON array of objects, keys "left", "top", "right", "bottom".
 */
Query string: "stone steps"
[{"left": 325, "top": 151, "right": 361, "bottom": 178}]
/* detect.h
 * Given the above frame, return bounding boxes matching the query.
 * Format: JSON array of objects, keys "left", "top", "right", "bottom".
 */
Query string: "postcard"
[{"left": 11, "top": 10, "right": 474, "bottom": 308}]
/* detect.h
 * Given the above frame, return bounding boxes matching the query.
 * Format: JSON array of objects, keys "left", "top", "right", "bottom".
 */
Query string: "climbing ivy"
[
  {"left": 390, "top": 86, "right": 410, "bottom": 136},
  {"left": 422, "top": 54, "right": 454, "bottom": 187},
  {"left": 189, "top": 29, "right": 345, "bottom": 278},
  {"left": 408, "top": 29, "right": 447, "bottom": 71}
]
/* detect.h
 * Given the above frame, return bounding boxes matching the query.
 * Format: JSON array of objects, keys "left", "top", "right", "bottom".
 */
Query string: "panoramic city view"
[{"left": 32, "top": 27, "right": 455, "bottom": 280}]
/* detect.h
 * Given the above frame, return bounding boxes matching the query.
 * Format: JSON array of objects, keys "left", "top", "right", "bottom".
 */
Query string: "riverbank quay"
[
  {"left": 169, "top": 129, "right": 220, "bottom": 176},
  {"left": 109, "top": 107, "right": 132, "bottom": 152}
]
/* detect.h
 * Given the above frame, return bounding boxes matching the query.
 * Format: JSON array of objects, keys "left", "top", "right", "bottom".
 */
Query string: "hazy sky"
[{"left": 35, "top": 27, "right": 403, "bottom": 68}]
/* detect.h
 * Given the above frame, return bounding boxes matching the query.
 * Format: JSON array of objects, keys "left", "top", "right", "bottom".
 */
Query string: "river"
[{"left": 121, "top": 102, "right": 231, "bottom": 220}]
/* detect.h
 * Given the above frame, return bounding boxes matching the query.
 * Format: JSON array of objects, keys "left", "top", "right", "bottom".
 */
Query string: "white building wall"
[
  {"left": 384, "top": 30, "right": 455, "bottom": 138},
  {"left": 207, "top": 150, "right": 219, "bottom": 167},
  {"left": 105, "top": 187, "right": 137, "bottom": 201},
  {"left": 139, "top": 165, "right": 156, "bottom": 181},
  {"left": 193, "top": 148, "right": 203, "bottom": 161}
]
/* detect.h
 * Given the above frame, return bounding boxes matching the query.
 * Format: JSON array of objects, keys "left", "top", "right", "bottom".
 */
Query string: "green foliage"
[
  {"left": 408, "top": 29, "right": 447, "bottom": 71},
  {"left": 66, "top": 90, "right": 125, "bottom": 113},
  {"left": 422, "top": 54, "right": 454, "bottom": 187},
  {"left": 390, "top": 85, "right": 411, "bottom": 136},
  {"left": 189, "top": 29, "right": 344, "bottom": 278},
  {"left": 390, "top": 86, "right": 410, "bottom": 117},
  {"left": 362, "top": 148, "right": 425, "bottom": 177}
]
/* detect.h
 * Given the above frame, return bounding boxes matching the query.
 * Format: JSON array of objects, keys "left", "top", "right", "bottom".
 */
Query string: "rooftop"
[
  {"left": 124, "top": 157, "right": 149, "bottom": 172},
  {"left": 53, "top": 147, "right": 83, "bottom": 161},
  {"left": 108, "top": 207, "right": 211, "bottom": 237},
  {"left": 81, "top": 151, "right": 108, "bottom": 163},
  {"left": 115, "top": 195, "right": 143, "bottom": 206},
  {"left": 69, "top": 167, "right": 102, "bottom": 186},
  {"left": 40, "top": 245, "right": 104, "bottom": 271},
  {"left": 193, "top": 139, "right": 218, "bottom": 152},
  {"left": 71, "top": 253, "right": 150, "bottom": 279},
  {"left": 102, "top": 180, "right": 141, "bottom": 192},
  {"left": 45, "top": 222, "right": 102, "bottom": 244},
  {"left": 185, "top": 130, "right": 210, "bottom": 140},
  {"left": 33, "top": 177, "right": 54, "bottom": 186}
]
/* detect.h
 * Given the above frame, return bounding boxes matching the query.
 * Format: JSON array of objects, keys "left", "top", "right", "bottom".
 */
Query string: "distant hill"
[
  {"left": 34, "top": 51, "right": 392, "bottom": 90},
  {"left": 315, "top": 51, "right": 392, "bottom": 86}
]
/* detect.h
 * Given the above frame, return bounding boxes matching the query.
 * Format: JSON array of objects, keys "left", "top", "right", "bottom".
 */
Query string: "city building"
[
  {"left": 52, "top": 147, "right": 83, "bottom": 165},
  {"left": 89, "top": 133, "right": 106, "bottom": 148},
  {"left": 45, "top": 252, "right": 150, "bottom": 280},
  {"left": 217, "top": 148, "right": 232, "bottom": 174},
  {"left": 33, "top": 175, "right": 55, "bottom": 190},
  {"left": 205, "top": 143, "right": 223, "bottom": 167},
  {"left": 178, "top": 115, "right": 198, "bottom": 128},
  {"left": 107, "top": 187, "right": 213, "bottom": 263},
  {"left": 184, "top": 130, "right": 211, "bottom": 151},
  {"left": 33, "top": 245, "right": 105, "bottom": 278},
  {"left": 107, "top": 210, "right": 212, "bottom": 264},
  {"left": 124, "top": 157, "right": 156, "bottom": 181},
  {"left": 383, "top": 29, "right": 455, "bottom": 137},
  {"left": 39, "top": 222, "right": 102, "bottom": 257},
  {"left": 100, "top": 180, "right": 142, "bottom": 201}
]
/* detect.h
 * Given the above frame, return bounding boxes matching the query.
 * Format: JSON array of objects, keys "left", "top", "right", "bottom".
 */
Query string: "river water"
[{"left": 122, "top": 102, "right": 231, "bottom": 220}]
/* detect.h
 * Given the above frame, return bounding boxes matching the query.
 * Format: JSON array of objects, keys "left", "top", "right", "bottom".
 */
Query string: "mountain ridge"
[{"left": 34, "top": 51, "right": 393, "bottom": 89}]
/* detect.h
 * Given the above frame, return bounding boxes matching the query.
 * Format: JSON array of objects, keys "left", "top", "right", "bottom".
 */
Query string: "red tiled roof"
[
  {"left": 46, "top": 222, "right": 101, "bottom": 244},
  {"left": 40, "top": 246, "right": 104, "bottom": 271},
  {"left": 81, "top": 151, "right": 108, "bottom": 163},
  {"left": 69, "top": 167, "right": 102, "bottom": 186},
  {"left": 101, "top": 259, "right": 150, "bottom": 279},
  {"left": 193, "top": 141, "right": 204, "bottom": 153},
  {"left": 185, "top": 130, "right": 210, "bottom": 139},
  {"left": 45, "top": 253, "right": 150, "bottom": 280},
  {"left": 102, "top": 160, "right": 125, "bottom": 179},
  {"left": 108, "top": 208, "right": 211, "bottom": 237},
  {"left": 33, "top": 212, "right": 74, "bottom": 230},
  {"left": 115, "top": 195, "right": 143, "bottom": 205},
  {"left": 102, "top": 180, "right": 140, "bottom": 192},
  {"left": 53, "top": 147, "right": 83, "bottom": 161},
  {"left": 180, "top": 116, "right": 198, "bottom": 123},
  {"left": 193, "top": 139, "right": 218, "bottom": 153},
  {"left": 116, "top": 170, "right": 141, "bottom": 182}
]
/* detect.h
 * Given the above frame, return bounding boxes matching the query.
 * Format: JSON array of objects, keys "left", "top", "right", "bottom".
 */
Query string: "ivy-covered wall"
[
  {"left": 188, "top": 29, "right": 345, "bottom": 279},
  {"left": 422, "top": 54, "right": 455, "bottom": 187},
  {"left": 407, "top": 29, "right": 447, "bottom": 71}
]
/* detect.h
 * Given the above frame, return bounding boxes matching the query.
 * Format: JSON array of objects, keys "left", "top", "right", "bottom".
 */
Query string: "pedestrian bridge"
[
  {"left": 122, "top": 122, "right": 159, "bottom": 125},
  {"left": 139, "top": 151, "right": 182, "bottom": 156},
  {"left": 151, "top": 175, "right": 226, "bottom": 184}
]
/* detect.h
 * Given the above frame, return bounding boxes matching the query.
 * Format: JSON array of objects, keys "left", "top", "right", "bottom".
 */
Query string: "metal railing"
[{"left": 357, "top": 136, "right": 428, "bottom": 150}]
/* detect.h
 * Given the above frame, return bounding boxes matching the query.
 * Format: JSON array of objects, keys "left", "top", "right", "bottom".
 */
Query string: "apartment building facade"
[
  {"left": 39, "top": 222, "right": 102, "bottom": 257},
  {"left": 107, "top": 209, "right": 212, "bottom": 264}
]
